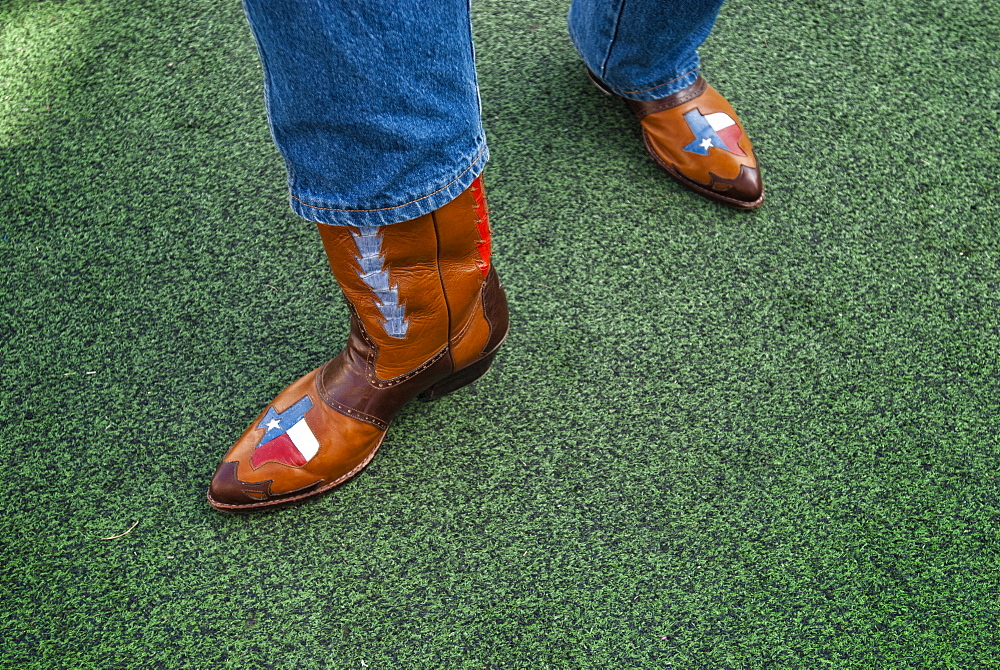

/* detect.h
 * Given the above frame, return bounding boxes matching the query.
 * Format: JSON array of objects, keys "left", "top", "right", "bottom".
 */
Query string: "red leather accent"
[
  {"left": 250, "top": 432, "right": 307, "bottom": 469},
  {"left": 471, "top": 176, "right": 491, "bottom": 277}
]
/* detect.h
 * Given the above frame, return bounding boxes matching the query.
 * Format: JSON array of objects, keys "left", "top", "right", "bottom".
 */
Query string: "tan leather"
[
  {"left": 313, "top": 269, "right": 504, "bottom": 429},
  {"left": 638, "top": 82, "right": 756, "bottom": 183},
  {"left": 317, "top": 213, "right": 449, "bottom": 381},
  {"left": 433, "top": 181, "right": 495, "bottom": 371},
  {"left": 208, "top": 177, "right": 508, "bottom": 511},
  {"left": 592, "top": 71, "right": 764, "bottom": 209},
  {"left": 208, "top": 368, "right": 387, "bottom": 506}
]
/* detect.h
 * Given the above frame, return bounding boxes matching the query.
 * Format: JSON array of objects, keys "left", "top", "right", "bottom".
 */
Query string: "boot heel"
[{"left": 420, "top": 351, "right": 497, "bottom": 401}]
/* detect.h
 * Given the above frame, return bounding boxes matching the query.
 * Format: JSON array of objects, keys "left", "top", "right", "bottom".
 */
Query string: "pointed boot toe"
[{"left": 592, "top": 70, "right": 765, "bottom": 209}]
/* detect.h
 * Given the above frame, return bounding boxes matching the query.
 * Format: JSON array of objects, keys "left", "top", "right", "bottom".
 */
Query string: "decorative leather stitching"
[
  {"left": 209, "top": 434, "right": 388, "bottom": 510},
  {"left": 641, "top": 128, "right": 763, "bottom": 207},
  {"left": 350, "top": 226, "right": 409, "bottom": 338},
  {"left": 368, "top": 346, "right": 448, "bottom": 388},
  {"left": 471, "top": 177, "right": 491, "bottom": 277},
  {"left": 320, "top": 392, "right": 388, "bottom": 431},
  {"left": 343, "top": 299, "right": 448, "bottom": 388}
]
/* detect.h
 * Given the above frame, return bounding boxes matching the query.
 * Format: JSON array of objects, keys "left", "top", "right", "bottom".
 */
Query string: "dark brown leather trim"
[
  {"left": 480, "top": 266, "right": 509, "bottom": 356},
  {"left": 641, "top": 128, "right": 764, "bottom": 209},
  {"left": 208, "top": 461, "right": 273, "bottom": 505},
  {"left": 587, "top": 68, "right": 706, "bottom": 120},
  {"left": 208, "top": 461, "right": 327, "bottom": 511},
  {"left": 315, "top": 322, "right": 454, "bottom": 430},
  {"left": 626, "top": 76, "right": 706, "bottom": 119},
  {"left": 707, "top": 165, "right": 762, "bottom": 195}
]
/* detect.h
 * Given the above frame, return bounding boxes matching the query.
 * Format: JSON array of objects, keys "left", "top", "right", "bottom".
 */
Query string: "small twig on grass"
[{"left": 100, "top": 519, "right": 140, "bottom": 541}]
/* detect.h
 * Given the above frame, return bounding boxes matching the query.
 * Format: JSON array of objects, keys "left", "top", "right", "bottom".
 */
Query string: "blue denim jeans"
[{"left": 242, "top": 0, "right": 725, "bottom": 227}]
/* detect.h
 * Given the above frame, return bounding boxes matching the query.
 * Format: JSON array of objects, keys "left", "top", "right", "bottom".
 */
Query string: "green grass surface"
[{"left": 3, "top": 0, "right": 999, "bottom": 667}]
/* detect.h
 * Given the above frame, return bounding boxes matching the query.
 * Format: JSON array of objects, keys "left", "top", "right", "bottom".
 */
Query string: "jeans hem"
[
  {"left": 289, "top": 143, "right": 489, "bottom": 227},
  {"left": 597, "top": 65, "right": 702, "bottom": 102}
]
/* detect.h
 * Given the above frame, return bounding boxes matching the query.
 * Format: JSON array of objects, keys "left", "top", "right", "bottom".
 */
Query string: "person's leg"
[
  {"left": 242, "top": 0, "right": 488, "bottom": 226},
  {"left": 209, "top": 0, "right": 507, "bottom": 510},
  {"left": 569, "top": 0, "right": 764, "bottom": 209},
  {"left": 569, "top": 0, "right": 725, "bottom": 101}
]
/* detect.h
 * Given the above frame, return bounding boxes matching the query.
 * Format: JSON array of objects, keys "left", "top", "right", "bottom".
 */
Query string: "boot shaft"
[
  {"left": 427, "top": 177, "right": 502, "bottom": 372},
  {"left": 316, "top": 176, "right": 505, "bottom": 380}
]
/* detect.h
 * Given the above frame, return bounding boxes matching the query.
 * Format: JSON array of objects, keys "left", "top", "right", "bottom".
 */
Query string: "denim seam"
[
  {"left": 622, "top": 65, "right": 700, "bottom": 96},
  {"left": 291, "top": 145, "right": 487, "bottom": 214},
  {"left": 242, "top": 1, "right": 290, "bottom": 184},
  {"left": 598, "top": 0, "right": 629, "bottom": 77}
]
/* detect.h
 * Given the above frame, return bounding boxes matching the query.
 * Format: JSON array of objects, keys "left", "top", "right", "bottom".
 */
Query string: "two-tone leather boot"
[
  {"left": 208, "top": 177, "right": 508, "bottom": 511},
  {"left": 590, "top": 70, "right": 764, "bottom": 209}
]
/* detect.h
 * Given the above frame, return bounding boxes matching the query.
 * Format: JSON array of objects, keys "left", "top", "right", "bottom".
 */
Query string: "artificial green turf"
[{"left": 2, "top": 0, "right": 999, "bottom": 667}]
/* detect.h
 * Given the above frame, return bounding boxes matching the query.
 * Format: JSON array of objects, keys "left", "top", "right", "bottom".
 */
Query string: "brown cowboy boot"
[
  {"left": 207, "top": 177, "right": 508, "bottom": 511},
  {"left": 590, "top": 70, "right": 764, "bottom": 209}
]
